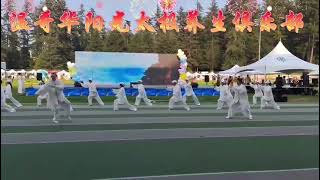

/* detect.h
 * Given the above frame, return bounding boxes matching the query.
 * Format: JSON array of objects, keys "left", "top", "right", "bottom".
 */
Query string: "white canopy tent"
[
  {"left": 309, "top": 69, "right": 319, "bottom": 76},
  {"left": 218, "top": 65, "right": 240, "bottom": 75},
  {"left": 239, "top": 41, "right": 319, "bottom": 74}
]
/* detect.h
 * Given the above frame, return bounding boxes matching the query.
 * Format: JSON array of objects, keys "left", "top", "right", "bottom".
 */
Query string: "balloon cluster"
[
  {"left": 67, "top": 61, "right": 77, "bottom": 79},
  {"left": 177, "top": 49, "right": 188, "bottom": 80}
]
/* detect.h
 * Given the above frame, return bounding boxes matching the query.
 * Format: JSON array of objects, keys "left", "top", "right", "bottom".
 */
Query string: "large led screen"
[{"left": 74, "top": 52, "right": 179, "bottom": 85}]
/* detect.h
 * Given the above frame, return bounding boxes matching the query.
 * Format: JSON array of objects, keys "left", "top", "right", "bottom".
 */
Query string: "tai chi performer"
[
  {"left": 36, "top": 73, "right": 73, "bottom": 123},
  {"left": 17, "top": 73, "right": 25, "bottom": 94},
  {"left": 168, "top": 80, "right": 190, "bottom": 111},
  {"left": 261, "top": 82, "right": 280, "bottom": 110},
  {"left": 1, "top": 80, "right": 16, "bottom": 112},
  {"left": 216, "top": 81, "right": 233, "bottom": 110},
  {"left": 5, "top": 81, "right": 23, "bottom": 108},
  {"left": 134, "top": 80, "right": 153, "bottom": 106},
  {"left": 36, "top": 81, "right": 48, "bottom": 107},
  {"left": 114, "top": 83, "right": 137, "bottom": 111},
  {"left": 250, "top": 82, "right": 263, "bottom": 105},
  {"left": 81, "top": 80, "right": 104, "bottom": 106},
  {"left": 182, "top": 79, "right": 200, "bottom": 106},
  {"left": 226, "top": 79, "right": 253, "bottom": 120}
]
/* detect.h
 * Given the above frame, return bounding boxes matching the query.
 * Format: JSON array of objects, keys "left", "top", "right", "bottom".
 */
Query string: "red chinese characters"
[
  {"left": 157, "top": 12, "right": 179, "bottom": 33},
  {"left": 58, "top": 10, "right": 80, "bottom": 34},
  {"left": 9, "top": 12, "right": 31, "bottom": 32},
  {"left": 184, "top": 10, "right": 205, "bottom": 34},
  {"left": 260, "top": 11, "right": 277, "bottom": 32},
  {"left": 35, "top": 10, "right": 54, "bottom": 33},
  {"left": 281, "top": 10, "right": 304, "bottom": 33},
  {"left": 232, "top": 11, "right": 254, "bottom": 32},
  {"left": 85, "top": 11, "right": 105, "bottom": 33},
  {"left": 110, "top": 11, "right": 130, "bottom": 33},
  {"left": 135, "top": 11, "right": 156, "bottom": 32},
  {"left": 211, "top": 10, "right": 226, "bottom": 33}
]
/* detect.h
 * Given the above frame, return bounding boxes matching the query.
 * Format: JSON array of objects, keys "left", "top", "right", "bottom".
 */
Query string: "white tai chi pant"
[
  {"left": 52, "top": 101, "right": 72, "bottom": 119},
  {"left": 217, "top": 99, "right": 232, "bottom": 110},
  {"left": 169, "top": 97, "right": 190, "bottom": 110},
  {"left": 227, "top": 102, "right": 252, "bottom": 118},
  {"left": 183, "top": 94, "right": 200, "bottom": 105},
  {"left": 261, "top": 97, "right": 280, "bottom": 110},
  {"left": 1, "top": 103, "right": 16, "bottom": 112},
  {"left": 88, "top": 94, "right": 104, "bottom": 106},
  {"left": 7, "top": 96, "right": 22, "bottom": 107},
  {"left": 135, "top": 97, "right": 152, "bottom": 106},
  {"left": 114, "top": 99, "right": 137, "bottom": 111},
  {"left": 252, "top": 94, "right": 263, "bottom": 105},
  {"left": 37, "top": 95, "right": 48, "bottom": 106}
]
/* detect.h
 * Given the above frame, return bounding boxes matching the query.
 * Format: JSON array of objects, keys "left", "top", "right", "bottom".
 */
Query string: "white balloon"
[{"left": 42, "top": 6, "right": 48, "bottom": 12}]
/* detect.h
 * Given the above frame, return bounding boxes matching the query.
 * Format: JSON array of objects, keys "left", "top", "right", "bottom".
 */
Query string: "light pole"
[{"left": 257, "top": 5, "right": 272, "bottom": 61}]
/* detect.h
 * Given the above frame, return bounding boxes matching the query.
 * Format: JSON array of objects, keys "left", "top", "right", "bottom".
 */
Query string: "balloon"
[{"left": 179, "top": 73, "right": 187, "bottom": 80}]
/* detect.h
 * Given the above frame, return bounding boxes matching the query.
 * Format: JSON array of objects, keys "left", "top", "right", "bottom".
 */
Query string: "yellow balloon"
[{"left": 180, "top": 74, "right": 187, "bottom": 80}]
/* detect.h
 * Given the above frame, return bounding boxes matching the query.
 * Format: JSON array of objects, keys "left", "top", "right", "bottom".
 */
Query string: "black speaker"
[
  {"left": 36, "top": 73, "right": 42, "bottom": 81},
  {"left": 204, "top": 75, "right": 209, "bottom": 83}
]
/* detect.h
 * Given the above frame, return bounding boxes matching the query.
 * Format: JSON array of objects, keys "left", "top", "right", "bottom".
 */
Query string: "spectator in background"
[
  {"left": 282, "top": 76, "right": 286, "bottom": 86},
  {"left": 17, "top": 73, "right": 25, "bottom": 94},
  {"left": 227, "top": 76, "right": 233, "bottom": 85},
  {"left": 246, "top": 75, "right": 251, "bottom": 85},
  {"left": 275, "top": 75, "right": 283, "bottom": 88},
  {"left": 216, "top": 75, "right": 221, "bottom": 87}
]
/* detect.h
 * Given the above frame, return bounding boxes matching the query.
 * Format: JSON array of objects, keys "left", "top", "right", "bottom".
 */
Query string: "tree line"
[{"left": 1, "top": 0, "right": 319, "bottom": 72}]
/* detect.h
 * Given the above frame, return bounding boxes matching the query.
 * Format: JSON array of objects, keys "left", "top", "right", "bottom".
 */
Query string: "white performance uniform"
[
  {"left": 36, "top": 80, "right": 73, "bottom": 119},
  {"left": 250, "top": 84, "right": 263, "bottom": 105},
  {"left": 17, "top": 76, "right": 25, "bottom": 94},
  {"left": 81, "top": 82, "right": 104, "bottom": 106},
  {"left": 36, "top": 85, "right": 49, "bottom": 106},
  {"left": 5, "top": 84, "right": 23, "bottom": 108},
  {"left": 113, "top": 87, "right": 137, "bottom": 111},
  {"left": 227, "top": 84, "right": 252, "bottom": 119},
  {"left": 261, "top": 85, "right": 280, "bottom": 110},
  {"left": 134, "top": 84, "right": 152, "bottom": 106},
  {"left": 1, "top": 86, "right": 16, "bottom": 112},
  {"left": 168, "top": 84, "right": 190, "bottom": 111},
  {"left": 216, "top": 85, "right": 233, "bottom": 110},
  {"left": 183, "top": 82, "right": 200, "bottom": 106}
]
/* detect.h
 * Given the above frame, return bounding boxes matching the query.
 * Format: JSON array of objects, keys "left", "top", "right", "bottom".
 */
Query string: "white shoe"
[
  {"left": 10, "top": 109, "right": 16, "bottom": 112},
  {"left": 196, "top": 103, "right": 201, "bottom": 106},
  {"left": 17, "top": 105, "right": 23, "bottom": 108},
  {"left": 249, "top": 115, "right": 253, "bottom": 120},
  {"left": 67, "top": 116, "right": 72, "bottom": 120},
  {"left": 52, "top": 117, "right": 59, "bottom": 123},
  {"left": 186, "top": 107, "right": 190, "bottom": 111},
  {"left": 225, "top": 116, "right": 231, "bottom": 119}
]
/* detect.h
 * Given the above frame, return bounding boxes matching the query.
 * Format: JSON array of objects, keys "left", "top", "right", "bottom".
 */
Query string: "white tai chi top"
[
  {"left": 81, "top": 82, "right": 99, "bottom": 96},
  {"left": 36, "top": 80, "right": 71, "bottom": 110},
  {"left": 250, "top": 84, "right": 263, "bottom": 97}
]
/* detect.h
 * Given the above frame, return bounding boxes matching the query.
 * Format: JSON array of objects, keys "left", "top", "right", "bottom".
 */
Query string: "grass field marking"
[
  {"left": 2, "top": 126, "right": 318, "bottom": 144},
  {"left": 2, "top": 125, "right": 319, "bottom": 135},
  {"left": 93, "top": 168, "right": 319, "bottom": 180},
  {"left": 2, "top": 119, "right": 318, "bottom": 128}
]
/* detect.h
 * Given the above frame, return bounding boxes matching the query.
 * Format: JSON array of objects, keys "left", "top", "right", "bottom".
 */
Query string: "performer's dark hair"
[{"left": 6, "top": 81, "right": 13, "bottom": 89}]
